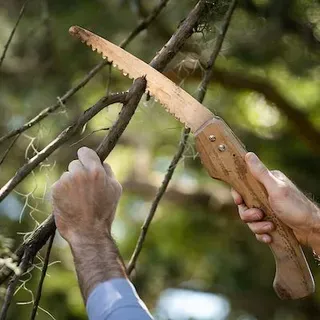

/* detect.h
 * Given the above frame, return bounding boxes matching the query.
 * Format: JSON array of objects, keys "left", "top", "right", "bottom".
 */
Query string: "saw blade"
[{"left": 69, "top": 26, "right": 214, "bottom": 133}]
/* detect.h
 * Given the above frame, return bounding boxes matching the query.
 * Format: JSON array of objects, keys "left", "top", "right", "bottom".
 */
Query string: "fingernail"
[
  {"left": 247, "top": 152, "right": 259, "bottom": 165},
  {"left": 262, "top": 235, "right": 270, "bottom": 243}
]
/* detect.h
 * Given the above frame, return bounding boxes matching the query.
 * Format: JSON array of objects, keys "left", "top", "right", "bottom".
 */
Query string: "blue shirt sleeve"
[{"left": 86, "top": 278, "right": 153, "bottom": 320}]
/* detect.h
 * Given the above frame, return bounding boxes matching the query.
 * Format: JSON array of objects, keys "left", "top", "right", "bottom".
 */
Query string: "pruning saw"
[{"left": 69, "top": 26, "right": 314, "bottom": 299}]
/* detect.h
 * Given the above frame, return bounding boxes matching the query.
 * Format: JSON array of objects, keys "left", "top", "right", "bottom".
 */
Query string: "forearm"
[
  {"left": 53, "top": 148, "right": 152, "bottom": 319},
  {"left": 70, "top": 237, "right": 153, "bottom": 320},
  {"left": 70, "top": 236, "right": 127, "bottom": 302}
]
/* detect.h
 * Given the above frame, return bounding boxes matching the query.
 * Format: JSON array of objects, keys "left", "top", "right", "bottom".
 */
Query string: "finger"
[
  {"left": 238, "top": 204, "right": 248, "bottom": 217},
  {"left": 247, "top": 221, "right": 275, "bottom": 234},
  {"left": 52, "top": 172, "right": 71, "bottom": 195},
  {"left": 271, "top": 170, "right": 287, "bottom": 181},
  {"left": 256, "top": 234, "right": 272, "bottom": 244},
  {"left": 77, "top": 147, "right": 102, "bottom": 171},
  {"left": 68, "top": 160, "right": 85, "bottom": 174},
  {"left": 230, "top": 188, "right": 244, "bottom": 205},
  {"left": 60, "top": 171, "right": 71, "bottom": 181},
  {"left": 239, "top": 207, "right": 264, "bottom": 223},
  {"left": 245, "top": 152, "right": 279, "bottom": 193},
  {"left": 103, "top": 163, "right": 115, "bottom": 178}
]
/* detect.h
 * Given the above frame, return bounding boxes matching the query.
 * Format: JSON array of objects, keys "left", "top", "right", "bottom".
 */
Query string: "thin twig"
[
  {"left": 70, "top": 128, "right": 110, "bottom": 147},
  {"left": 120, "top": 0, "right": 170, "bottom": 48},
  {"left": 0, "top": 135, "right": 20, "bottom": 167},
  {"left": 95, "top": 78, "right": 147, "bottom": 160},
  {"left": 0, "top": 0, "right": 30, "bottom": 71},
  {"left": 0, "top": 215, "right": 56, "bottom": 286},
  {"left": 0, "top": 0, "right": 208, "bottom": 289},
  {"left": 127, "top": 127, "right": 190, "bottom": 275},
  {"left": 127, "top": 0, "right": 238, "bottom": 275},
  {"left": 106, "top": 63, "right": 112, "bottom": 96},
  {"left": 29, "top": 233, "right": 55, "bottom": 320},
  {"left": 0, "top": 63, "right": 109, "bottom": 145},
  {"left": 198, "top": 0, "right": 237, "bottom": 102},
  {"left": 0, "top": 252, "right": 29, "bottom": 320},
  {"left": 0, "top": 0, "right": 170, "bottom": 145}
]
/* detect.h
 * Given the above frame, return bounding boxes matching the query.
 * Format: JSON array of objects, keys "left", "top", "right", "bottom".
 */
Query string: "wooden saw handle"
[{"left": 195, "top": 117, "right": 314, "bottom": 299}]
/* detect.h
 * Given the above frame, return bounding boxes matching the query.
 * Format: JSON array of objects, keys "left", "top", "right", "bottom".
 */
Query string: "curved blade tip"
[{"left": 69, "top": 26, "right": 89, "bottom": 40}]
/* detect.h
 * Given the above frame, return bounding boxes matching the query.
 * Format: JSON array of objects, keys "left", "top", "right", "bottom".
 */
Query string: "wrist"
[
  {"left": 70, "top": 235, "right": 127, "bottom": 301},
  {"left": 66, "top": 228, "right": 112, "bottom": 248}
]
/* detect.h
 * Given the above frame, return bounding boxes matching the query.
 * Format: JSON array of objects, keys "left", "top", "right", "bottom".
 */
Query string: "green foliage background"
[{"left": 0, "top": 0, "right": 319, "bottom": 319}]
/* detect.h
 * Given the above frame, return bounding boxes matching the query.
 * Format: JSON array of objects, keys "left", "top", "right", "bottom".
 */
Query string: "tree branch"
[
  {"left": 0, "top": 252, "right": 29, "bottom": 320},
  {"left": 149, "top": 0, "right": 207, "bottom": 72},
  {"left": 126, "top": 128, "right": 190, "bottom": 275},
  {"left": 0, "top": 92, "right": 127, "bottom": 202},
  {"left": 0, "top": 0, "right": 30, "bottom": 71},
  {"left": 127, "top": 0, "right": 238, "bottom": 275},
  {"left": 210, "top": 67, "right": 320, "bottom": 152},
  {"left": 0, "top": 79, "right": 146, "bottom": 296},
  {"left": 96, "top": 79, "right": 147, "bottom": 159},
  {"left": 0, "top": 0, "right": 169, "bottom": 145},
  {"left": 0, "top": 93, "right": 127, "bottom": 285},
  {"left": 120, "top": 0, "right": 170, "bottom": 49},
  {"left": 0, "top": 135, "right": 20, "bottom": 167},
  {"left": 0, "top": 2, "right": 210, "bottom": 308},
  {"left": 29, "top": 233, "right": 55, "bottom": 320},
  {"left": 122, "top": 175, "right": 233, "bottom": 212}
]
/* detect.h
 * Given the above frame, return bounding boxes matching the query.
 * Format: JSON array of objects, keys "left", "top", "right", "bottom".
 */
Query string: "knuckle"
[
  {"left": 61, "top": 172, "right": 71, "bottom": 181},
  {"left": 54, "top": 173, "right": 71, "bottom": 188},
  {"left": 273, "top": 183, "right": 290, "bottom": 199},
  {"left": 73, "top": 170, "right": 86, "bottom": 182},
  {"left": 68, "top": 161, "right": 77, "bottom": 172},
  {"left": 114, "top": 180, "right": 122, "bottom": 195},
  {"left": 240, "top": 211, "right": 250, "bottom": 221},
  {"left": 69, "top": 159, "right": 80, "bottom": 167},
  {"left": 271, "top": 170, "right": 287, "bottom": 182},
  {"left": 243, "top": 208, "right": 262, "bottom": 222},
  {"left": 271, "top": 170, "right": 283, "bottom": 178},
  {"left": 51, "top": 182, "right": 64, "bottom": 200},
  {"left": 261, "top": 221, "right": 270, "bottom": 229},
  {"left": 252, "top": 208, "right": 263, "bottom": 220},
  {"left": 51, "top": 182, "right": 60, "bottom": 194},
  {"left": 90, "top": 165, "right": 105, "bottom": 180},
  {"left": 103, "top": 163, "right": 115, "bottom": 177},
  {"left": 249, "top": 222, "right": 265, "bottom": 234},
  {"left": 104, "top": 162, "right": 112, "bottom": 171},
  {"left": 110, "top": 178, "right": 122, "bottom": 196}
]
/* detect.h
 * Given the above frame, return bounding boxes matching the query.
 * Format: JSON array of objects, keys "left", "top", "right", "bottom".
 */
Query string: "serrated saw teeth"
[{"left": 69, "top": 25, "right": 214, "bottom": 132}]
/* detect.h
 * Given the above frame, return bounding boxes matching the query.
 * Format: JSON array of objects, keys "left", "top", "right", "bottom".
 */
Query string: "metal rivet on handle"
[
  {"left": 209, "top": 135, "right": 216, "bottom": 142},
  {"left": 218, "top": 144, "right": 226, "bottom": 152}
]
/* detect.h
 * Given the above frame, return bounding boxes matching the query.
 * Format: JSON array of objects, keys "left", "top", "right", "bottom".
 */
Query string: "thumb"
[{"left": 245, "top": 152, "right": 278, "bottom": 193}]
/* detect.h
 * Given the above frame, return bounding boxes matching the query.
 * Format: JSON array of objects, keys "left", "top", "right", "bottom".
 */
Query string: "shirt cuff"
[{"left": 86, "top": 278, "right": 152, "bottom": 320}]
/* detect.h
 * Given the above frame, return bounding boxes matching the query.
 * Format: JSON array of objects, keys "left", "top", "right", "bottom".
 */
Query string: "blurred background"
[{"left": 0, "top": 0, "right": 320, "bottom": 319}]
